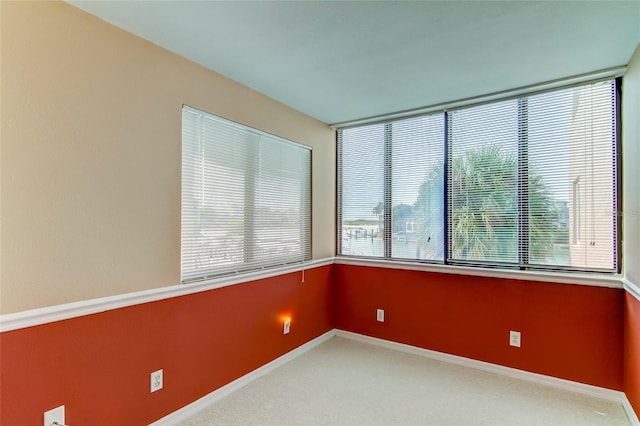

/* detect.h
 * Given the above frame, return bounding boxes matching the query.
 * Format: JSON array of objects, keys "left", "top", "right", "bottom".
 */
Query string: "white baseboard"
[
  {"left": 151, "top": 328, "right": 639, "bottom": 426},
  {"left": 624, "top": 395, "right": 640, "bottom": 426},
  {"left": 150, "top": 329, "right": 336, "bottom": 425},
  {"left": 335, "top": 330, "right": 626, "bottom": 404}
]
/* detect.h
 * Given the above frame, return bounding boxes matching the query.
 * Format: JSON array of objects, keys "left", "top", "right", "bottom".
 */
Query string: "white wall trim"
[
  {"left": 1, "top": 256, "right": 627, "bottom": 333},
  {"left": 150, "top": 329, "right": 337, "bottom": 426},
  {"left": 335, "top": 330, "right": 626, "bottom": 404},
  {"left": 624, "top": 395, "right": 640, "bottom": 426},
  {"left": 0, "top": 258, "right": 334, "bottom": 333},
  {"left": 335, "top": 256, "right": 623, "bottom": 289},
  {"left": 623, "top": 278, "right": 640, "bottom": 303}
]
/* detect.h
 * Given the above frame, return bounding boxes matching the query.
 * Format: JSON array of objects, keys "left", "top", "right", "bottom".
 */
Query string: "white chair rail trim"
[
  {"left": 1, "top": 257, "right": 631, "bottom": 333},
  {"left": 623, "top": 278, "right": 640, "bottom": 303},
  {"left": 0, "top": 258, "right": 334, "bottom": 333}
]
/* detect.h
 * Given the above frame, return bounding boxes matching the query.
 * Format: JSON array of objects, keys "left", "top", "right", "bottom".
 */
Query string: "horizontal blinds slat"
[{"left": 181, "top": 106, "right": 311, "bottom": 282}]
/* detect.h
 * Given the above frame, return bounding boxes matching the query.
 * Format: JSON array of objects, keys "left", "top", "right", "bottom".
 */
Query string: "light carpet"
[{"left": 180, "top": 336, "right": 630, "bottom": 425}]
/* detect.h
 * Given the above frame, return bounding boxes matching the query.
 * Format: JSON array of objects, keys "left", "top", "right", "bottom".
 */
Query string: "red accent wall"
[
  {"left": 335, "top": 265, "right": 624, "bottom": 390},
  {"left": 0, "top": 265, "right": 335, "bottom": 425},
  {"left": 1, "top": 264, "right": 631, "bottom": 424},
  {"left": 625, "top": 291, "right": 640, "bottom": 418}
]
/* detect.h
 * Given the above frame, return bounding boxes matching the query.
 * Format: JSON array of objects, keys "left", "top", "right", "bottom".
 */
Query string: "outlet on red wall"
[{"left": 334, "top": 264, "right": 624, "bottom": 391}]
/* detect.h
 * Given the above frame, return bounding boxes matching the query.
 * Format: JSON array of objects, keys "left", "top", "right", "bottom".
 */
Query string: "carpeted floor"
[{"left": 180, "top": 336, "right": 631, "bottom": 425}]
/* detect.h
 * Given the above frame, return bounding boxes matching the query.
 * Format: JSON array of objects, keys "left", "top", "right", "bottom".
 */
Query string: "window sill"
[{"left": 334, "top": 256, "right": 623, "bottom": 289}]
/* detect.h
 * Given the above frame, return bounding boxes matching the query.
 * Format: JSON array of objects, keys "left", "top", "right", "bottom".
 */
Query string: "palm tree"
[
  {"left": 450, "top": 145, "right": 518, "bottom": 261},
  {"left": 415, "top": 145, "right": 559, "bottom": 263}
]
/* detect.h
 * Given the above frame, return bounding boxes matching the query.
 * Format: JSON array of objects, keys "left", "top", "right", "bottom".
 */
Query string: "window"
[
  {"left": 338, "top": 124, "right": 385, "bottom": 257},
  {"left": 337, "top": 79, "right": 618, "bottom": 273},
  {"left": 182, "top": 106, "right": 311, "bottom": 283},
  {"left": 393, "top": 116, "right": 445, "bottom": 261},
  {"left": 337, "top": 116, "right": 444, "bottom": 259},
  {"left": 448, "top": 100, "right": 519, "bottom": 264}
]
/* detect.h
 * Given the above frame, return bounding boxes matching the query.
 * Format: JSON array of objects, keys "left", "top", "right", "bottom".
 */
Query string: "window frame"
[
  {"left": 336, "top": 78, "right": 621, "bottom": 275},
  {"left": 181, "top": 105, "right": 312, "bottom": 283}
]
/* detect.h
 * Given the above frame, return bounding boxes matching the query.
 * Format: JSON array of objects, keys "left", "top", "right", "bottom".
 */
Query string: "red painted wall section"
[
  {"left": 625, "top": 291, "right": 640, "bottom": 419},
  {"left": 335, "top": 265, "right": 624, "bottom": 390},
  {"left": 0, "top": 265, "right": 335, "bottom": 425}
]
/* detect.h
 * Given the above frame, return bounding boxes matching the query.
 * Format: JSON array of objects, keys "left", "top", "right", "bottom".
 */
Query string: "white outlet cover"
[
  {"left": 510, "top": 330, "right": 521, "bottom": 347},
  {"left": 44, "top": 405, "right": 65, "bottom": 426},
  {"left": 151, "top": 369, "right": 163, "bottom": 392},
  {"left": 377, "top": 309, "right": 385, "bottom": 322}
]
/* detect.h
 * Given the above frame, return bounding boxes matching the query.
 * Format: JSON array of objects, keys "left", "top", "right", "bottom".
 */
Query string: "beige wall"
[
  {"left": 623, "top": 43, "right": 640, "bottom": 285},
  {"left": 0, "top": 1, "right": 335, "bottom": 314}
]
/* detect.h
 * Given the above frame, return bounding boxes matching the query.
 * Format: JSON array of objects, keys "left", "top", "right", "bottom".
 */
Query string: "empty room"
[{"left": 1, "top": 1, "right": 639, "bottom": 425}]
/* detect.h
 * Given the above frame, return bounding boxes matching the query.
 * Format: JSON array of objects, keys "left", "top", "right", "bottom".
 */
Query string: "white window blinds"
[
  {"left": 181, "top": 106, "right": 311, "bottom": 283},
  {"left": 338, "top": 124, "right": 385, "bottom": 257},
  {"left": 448, "top": 100, "right": 520, "bottom": 264},
  {"left": 448, "top": 80, "right": 617, "bottom": 270},
  {"left": 337, "top": 115, "right": 444, "bottom": 260},
  {"left": 391, "top": 115, "right": 445, "bottom": 260},
  {"left": 338, "top": 79, "right": 618, "bottom": 273},
  {"left": 526, "top": 81, "right": 617, "bottom": 270}
]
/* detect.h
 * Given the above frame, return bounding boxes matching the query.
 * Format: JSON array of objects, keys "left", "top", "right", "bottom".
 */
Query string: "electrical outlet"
[
  {"left": 151, "top": 369, "right": 163, "bottom": 392},
  {"left": 510, "top": 330, "right": 521, "bottom": 347},
  {"left": 283, "top": 317, "right": 291, "bottom": 334},
  {"left": 377, "top": 309, "right": 385, "bottom": 322},
  {"left": 44, "top": 405, "right": 65, "bottom": 426}
]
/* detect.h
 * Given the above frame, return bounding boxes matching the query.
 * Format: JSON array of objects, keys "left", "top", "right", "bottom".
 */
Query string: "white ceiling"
[{"left": 69, "top": 1, "right": 640, "bottom": 125}]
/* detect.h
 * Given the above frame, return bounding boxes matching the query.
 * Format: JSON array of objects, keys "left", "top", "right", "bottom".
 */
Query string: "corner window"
[
  {"left": 337, "top": 79, "right": 618, "bottom": 273},
  {"left": 181, "top": 106, "right": 311, "bottom": 283}
]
